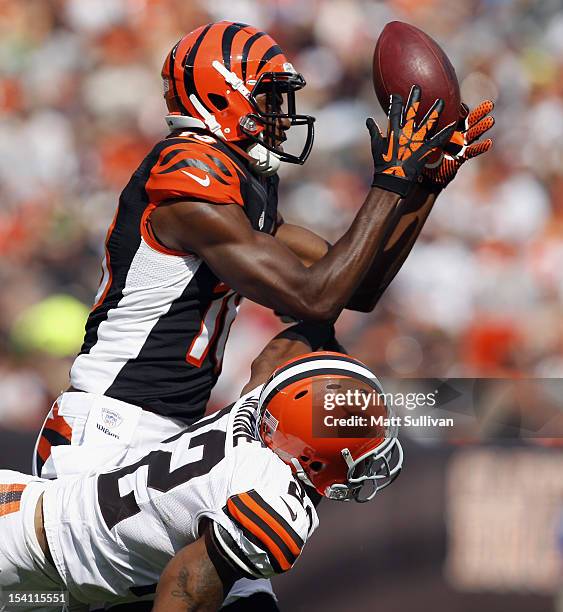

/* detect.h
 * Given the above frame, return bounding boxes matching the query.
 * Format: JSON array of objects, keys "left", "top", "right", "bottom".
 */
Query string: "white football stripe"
[{"left": 260, "top": 358, "right": 382, "bottom": 407}]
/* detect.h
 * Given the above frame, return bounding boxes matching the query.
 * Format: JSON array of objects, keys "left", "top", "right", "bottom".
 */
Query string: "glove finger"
[
  {"left": 366, "top": 117, "right": 383, "bottom": 140},
  {"left": 467, "top": 100, "right": 494, "bottom": 128},
  {"left": 445, "top": 129, "right": 465, "bottom": 156},
  {"left": 388, "top": 93, "right": 404, "bottom": 134},
  {"left": 427, "top": 120, "right": 456, "bottom": 150},
  {"left": 418, "top": 97, "right": 444, "bottom": 138},
  {"left": 457, "top": 102, "right": 470, "bottom": 130},
  {"left": 403, "top": 85, "right": 421, "bottom": 127},
  {"left": 466, "top": 115, "right": 495, "bottom": 144},
  {"left": 464, "top": 138, "right": 493, "bottom": 160},
  {"left": 417, "top": 122, "right": 455, "bottom": 163}
]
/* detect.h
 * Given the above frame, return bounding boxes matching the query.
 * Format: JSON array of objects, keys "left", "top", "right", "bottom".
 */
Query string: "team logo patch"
[{"left": 102, "top": 408, "right": 123, "bottom": 430}]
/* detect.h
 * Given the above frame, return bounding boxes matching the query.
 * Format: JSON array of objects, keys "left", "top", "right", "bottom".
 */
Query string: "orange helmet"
[
  {"left": 161, "top": 21, "right": 315, "bottom": 169},
  {"left": 257, "top": 352, "right": 403, "bottom": 502}
]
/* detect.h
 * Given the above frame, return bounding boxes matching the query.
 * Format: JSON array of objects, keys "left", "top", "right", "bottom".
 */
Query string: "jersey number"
[
  {"left": 186, "top": 292, "right": 240, "bottom": 369},
  {"left": 98, "top": 429, "right": 226, "bottom": 530}
]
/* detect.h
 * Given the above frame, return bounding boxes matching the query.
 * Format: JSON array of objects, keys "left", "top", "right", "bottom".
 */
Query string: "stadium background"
[{"left": 0, "top": 0, "right": 561, "bottom": 610}]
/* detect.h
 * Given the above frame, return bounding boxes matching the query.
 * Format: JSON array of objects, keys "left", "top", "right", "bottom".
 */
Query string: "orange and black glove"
[
  {"left": 422, "top": 100, "right": 494, "bottom": 191},
  {"left": 368, "top": 85, "right": 455, "bottom": 197}
]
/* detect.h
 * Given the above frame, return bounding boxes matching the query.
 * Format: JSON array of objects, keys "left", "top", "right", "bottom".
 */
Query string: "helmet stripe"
[
  {"left": 168, "top": 41, "right": 190, "bottom": 116},
  {"left": 273, "top": 353, "right": 367, "bottom": 380},
  {"left": 257, "top": 45, "right": 285, "bottom": 74},
  {"left": 183, "top": 23, "right": 213, "bottom": 113},
  {"left": 221, "top": 23, "right": 245, "bottom": 71},
  {"left": 259, "top": 358, "right": 383, "bottom": 414},
  {"left": 241, "top": 31, "right": 267, "bottom": 82}
]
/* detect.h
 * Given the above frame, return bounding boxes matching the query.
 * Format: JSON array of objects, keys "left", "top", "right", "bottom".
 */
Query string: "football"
[{"left": 373, "top": 21, "right": 461, "bottom": 131}]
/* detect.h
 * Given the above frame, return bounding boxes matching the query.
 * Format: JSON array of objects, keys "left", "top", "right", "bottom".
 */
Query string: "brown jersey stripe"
[
  {"left": 0, "top": 484, "right": 25, "bottom": 516},
  {"left": 227, "top": 491, "right": 304, "bottom": 564},
  {"left": 245, "top": 490, "right": 304, "bottom": 551},
  {"left": 226, "top": 495, "right": 296, "bottom": 572}
]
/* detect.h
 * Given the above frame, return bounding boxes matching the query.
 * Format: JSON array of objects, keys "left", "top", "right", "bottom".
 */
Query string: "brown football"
[{"left": 373, "top": 21, "right": 460, "bottom": 132}]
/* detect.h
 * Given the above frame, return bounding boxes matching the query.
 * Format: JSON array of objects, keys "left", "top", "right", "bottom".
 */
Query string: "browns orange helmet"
[
  {"left": 161, "top": 21, "right": 315, "bottom": 172},
  {"left": 257, "top": 352, "right": 403, "bottom": 502}
]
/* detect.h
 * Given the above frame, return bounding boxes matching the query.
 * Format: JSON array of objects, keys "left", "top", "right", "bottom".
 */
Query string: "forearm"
[
  {"left": 202, "top": 187, "right": 401, "bottom": 322},
  {"left": 298, "top": 186, "right": 401, "bottom": 319},
  {"left": 347, "top": 184, "right": 438, "bottom": 311},
  {"left": 153, "top": 543, "right": 224, "bottom": 612},
  {"left": 242, "top": 321, "right": 337, "bottom": 394}
]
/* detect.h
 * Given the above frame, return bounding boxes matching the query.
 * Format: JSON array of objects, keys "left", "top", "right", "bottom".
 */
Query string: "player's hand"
[
  {"left": 367, "top": 85, "right": 455, "bottom": 197},
  {"left": 422, "top": 100, "right": 494, "bottom": 190}
]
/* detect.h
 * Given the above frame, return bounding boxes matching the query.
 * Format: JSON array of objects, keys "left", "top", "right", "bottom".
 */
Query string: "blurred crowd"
[{"left": 1, "top": 0, "right": 562, "bottom": 430}]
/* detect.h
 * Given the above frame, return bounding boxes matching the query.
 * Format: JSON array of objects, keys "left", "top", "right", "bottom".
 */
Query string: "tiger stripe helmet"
[
  {"left": 257, "top": 352, "right": 403, "bottom": 503},
  {"left": 161, "top": 21, "right": 315, "bottom": 166}
]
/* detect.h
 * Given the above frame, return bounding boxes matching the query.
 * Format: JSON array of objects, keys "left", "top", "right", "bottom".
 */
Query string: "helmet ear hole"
[
  {"left": 309, "top": 461, "right": 324, "bottom": 472},
  {"left": 209, "top": 93, "right": 228, "bottom": 111},
  {"left": 294, "top": 390, "right": 308, "bottom": 400},
  {"left": 326, "top": 383, "right": 341, "bottom": 390},
  {"left": 300, "top": 455, "right": 310, "bottom": 463}
]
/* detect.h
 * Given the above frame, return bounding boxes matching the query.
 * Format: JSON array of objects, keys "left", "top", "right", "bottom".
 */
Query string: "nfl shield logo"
[{"left": 102, "top": 408, "right": 123, "bottom": 430}]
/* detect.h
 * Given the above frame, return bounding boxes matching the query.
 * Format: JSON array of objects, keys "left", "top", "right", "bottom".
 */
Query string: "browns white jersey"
[
  {"left": 70, "top": 131, "right": 279, "bottom": 424},
  {"left": 41, "top": 387, "right": 318, "bottom": 606}
]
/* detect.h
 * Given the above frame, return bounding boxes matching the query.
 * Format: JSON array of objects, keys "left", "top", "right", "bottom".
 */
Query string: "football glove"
[
  {"left": 368, "top": 85, "right": 455, "bottom": 197},
  {"left": 422, "top": 100, "right": 494, "bottom": 190}
]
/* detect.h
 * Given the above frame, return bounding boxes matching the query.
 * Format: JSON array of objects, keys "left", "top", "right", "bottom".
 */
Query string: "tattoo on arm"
[
  {"left": 154, "top": 532, "right": 225, "bottom": 612},
  {"left": 171, "top": 566, "right": 193, "bottom": 608}
]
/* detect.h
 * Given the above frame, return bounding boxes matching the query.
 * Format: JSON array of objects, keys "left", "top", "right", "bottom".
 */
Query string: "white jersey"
[{"left": 41, "top": 387, "right": 319, "bottom": 606}]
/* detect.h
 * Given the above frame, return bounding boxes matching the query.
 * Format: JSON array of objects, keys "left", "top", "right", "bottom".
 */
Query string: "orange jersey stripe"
[
  {"left": 92, "top": 205, "right": 119, "bottom": 311},
  {"left": 37, "top": 435, "right": 51, "bottom": 462},
  {"left": 226, "top": 497, "right": 292, "bottom": 571},
  {"left": 0, "top": 501, "right": 21, "bottom": 516},
  {"left": 0, "top": 484, "right": 26, "bottom": 517},
  {"left": 237, "top": 492, "right": 301, "bottom": 557},
  {"left": 46, "top": 403, "right": 72, "bottom": 442}
]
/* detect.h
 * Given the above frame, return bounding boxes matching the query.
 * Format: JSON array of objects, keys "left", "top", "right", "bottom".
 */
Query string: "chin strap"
[
  {"left": 212, "top": 60, "right": 252, "bottom": 99},
  {"left": 165, "top": 115, "right": 206, "bottom": 130},
  {"left": 290, "top": 458, "right": 315, "bottom": 488}
]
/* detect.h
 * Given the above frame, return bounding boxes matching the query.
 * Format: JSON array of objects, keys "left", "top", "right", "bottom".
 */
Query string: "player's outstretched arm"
[
  {"left": 151, "top": 86, "right": 451, "bottom": 322},
  {"left": 275, "top": 86, "right": 456, "bottom": 312},
  {"left": 152, "top": 181, "right": 400, "bottom": 321},
  {"left": 348, "top": 98, "right": 495, "bottom": 311},
  {"left": 153, "top": 526, "right": 236, "bottom": 612},
  {"left": 275, "top": 185, "right": 438, "bottom": 313}
]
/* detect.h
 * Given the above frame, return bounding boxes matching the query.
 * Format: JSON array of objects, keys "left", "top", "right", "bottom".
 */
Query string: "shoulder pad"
[{"left": 146, "top": 137, "right": 246, "bottom": 206}]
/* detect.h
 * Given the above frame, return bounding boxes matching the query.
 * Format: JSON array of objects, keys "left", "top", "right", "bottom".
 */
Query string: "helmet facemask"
[
  {"left": 240, "top": 71, "right": 315, "bottom": 166},
  {"left": 324, "top": 434, "right": 404, "bottom": 503}
]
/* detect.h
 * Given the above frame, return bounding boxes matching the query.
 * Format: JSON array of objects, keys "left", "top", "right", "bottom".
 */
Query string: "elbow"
[{"left": 289, "top": 296, "right": 342, "bottom": 322}]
